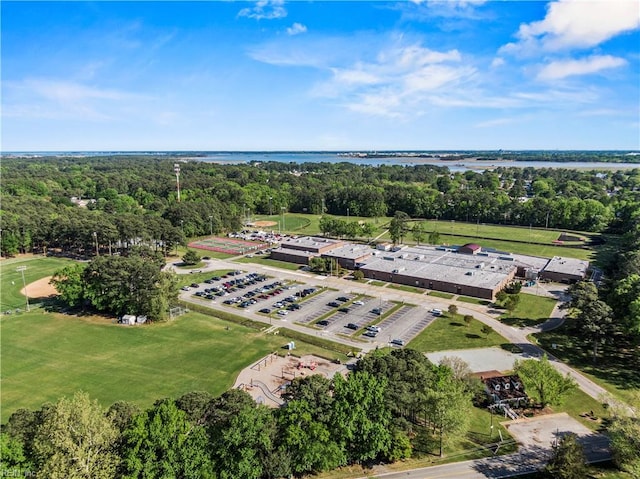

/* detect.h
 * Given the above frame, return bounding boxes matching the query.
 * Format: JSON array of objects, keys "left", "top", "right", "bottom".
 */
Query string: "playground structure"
[
  {"left": 297, "top": 360, "right": 317, "bottom": 371},
  {"left": 234, "top": 354, "right": 345, "bottom": 407}
]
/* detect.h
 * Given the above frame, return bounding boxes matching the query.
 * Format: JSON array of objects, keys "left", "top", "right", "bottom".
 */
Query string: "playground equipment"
[{"left": 297, "top": 360, "right": 317, "bottom": 371}]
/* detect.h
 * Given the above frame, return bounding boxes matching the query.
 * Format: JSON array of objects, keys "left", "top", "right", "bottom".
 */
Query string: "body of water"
[{"left": 3, "top": 151, "right": 639, "bottom": 171}]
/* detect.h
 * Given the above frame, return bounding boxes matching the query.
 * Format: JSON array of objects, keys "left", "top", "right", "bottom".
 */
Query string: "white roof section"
[
  {"left": 279, "top": 236, "right": 342, "bottom": 250},
  {"left": 543, "top": 256, "right": 589, "bottom": 277},
  {"left": 270, "top": 247, "right": 316, "bottom": 258},
  {"left": 359, "top": 245, "right": 517, "bottom": 289},
  {"left": 322, "top": 244, "right": 373, "bottom": 260}
]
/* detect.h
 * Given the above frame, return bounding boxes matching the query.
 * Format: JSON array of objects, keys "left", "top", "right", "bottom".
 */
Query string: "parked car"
[
  {"left": 431, "top": 309, "right": 442, "bottom": 316},
  {"left": 363, "top": 331, "right": 378, "bottom": 338},
  {"left": 277, "top": 310, "right": 289, "bottom": 316},
  {"left": 190, "top": 283, "right": 199, "bottom": 288},
  {"left": 317, "top": 320, "right": 330, "bottom": 326},
  {"left": 181, "top": 286, "right": 191, "bottom": 291},
  {"left": 353, "top": 300, "right": 364, "bottom": 306},
  {"left": 390, "top": 338, "right": 405, "bottom": 346},
  {"left": 345, "top": 323, "right": 359, "bottom": 330},
  {"left": 328, "top": 301, "right": 340, "bottom": 308},
  {"left": 366, "top": 325, "right": 381, "bottom": 333},
  {"left": 337, "top": 296, "right": 349, "bottom": 302},
  {"left": 338, "top": 307, "right": 349, "bottom": 313},
  {"left": 371, "top": 308, "right": 382, "bottom": 315}
]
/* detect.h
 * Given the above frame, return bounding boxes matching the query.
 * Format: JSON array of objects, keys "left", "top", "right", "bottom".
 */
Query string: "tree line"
[{"left": 2, "top": 156, "right": 639, "bottom": 257}]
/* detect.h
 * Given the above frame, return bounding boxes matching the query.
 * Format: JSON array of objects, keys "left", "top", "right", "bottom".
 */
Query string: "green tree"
[
  {"left": 353, "top": 269, "right": 364, "bottom": 280},
  {"left": 544, "top": 433, "right": 587, "bottom": 479},
  {"left": 448, "top": 304, "right": 458, "bottom": 316},
  {"left": 576, "top": 300, "right": 613, "bottom": 362},
  {"left": 210, "top": 403, "right": 277, "bottom": 479},
  {"left": 360, "top": 222, "right": 376, "bottom": 243},
  {"left": 609, "top": 274, "right": 640, "bottom": 337},
  {"left": 121, "top": 400, "right": 213, "bottom": 479},
  {"left": 425, "top": 377, "right": 472, "bottom": 457},
  {"left": 463, "top": 314, "right": 474, "bottom": 327},
  {"left": 514, "top": 355, "right": 577, "bottom": 407},
  {"left": 504, "top": 294, "right": 520, "bottom": 312},
  {"left": 563, "top": 281, "right": 598, "bottom": 314},
  {"left": 175, "top": 390, "right": 215, "bottom": 425},
  {"left": 330, "top": 371, "right": 392, "bottom": 463},
  {"left": 609, "top": 414, "right": 640, "bottom": 477},
  {"left": 107, "top": 401, "right": 140, "bottom": 434},
  {"left": 276, "top": 399, "right": 345, "bottom": 475},
  {"left": 50, "top": 263, "right": 87, "bottom": 308},
  {"left": 182, "top": 249, "right": 201, "bottom": 265},
  {"left": 0, "top": 433, "right": 32, "bottom": 474},
  {"left": 32, "top": 392, "right": 119, "bottom": 479},
  {"left": 428, "top": 230, "right": 441, "bottom": 245},
  {"left": 481, "top": 324, "right": 493, "bottom": 337},
  {"left": 389, "top": 211, "right": 410, "bottom": 244},
  {"left": 411, "top": 222, "right": 425, "bottom": 245}
]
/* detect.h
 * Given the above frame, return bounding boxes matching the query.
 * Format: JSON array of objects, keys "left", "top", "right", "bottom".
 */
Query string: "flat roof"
[
  {"left": 279, "top": 236, "right": 342, "bottom": 250},
  {"left": 322, "top": 244, "right": 373, "bottom": 260},
  {"left": 270, "top": 247, "right": 316, "bottom": 258},
  {"left": 359, "top": 245, "right": 517, "bottom": 290},
  {"left": 543, "top": 256, "right": 589, "bottom": 276}
]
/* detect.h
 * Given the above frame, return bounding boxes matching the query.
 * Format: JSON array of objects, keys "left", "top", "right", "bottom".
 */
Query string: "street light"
[
  {"left": 93, "top": 231, "right": 99, "bottom": 256},
  {"left": 209, "top": 215, "right": 213, "bottom": 236},
  {"left": 16, "top": 266, "right": 30, "bottom": 312},
  {"left": 269, "top": 196, "right": 273, "bottom": 216},
  {"left": 281, "top": 207, "right": 286, "bottom": 232}
]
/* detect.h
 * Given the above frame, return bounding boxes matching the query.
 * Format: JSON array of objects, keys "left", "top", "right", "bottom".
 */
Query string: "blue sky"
[{"left": 2, "top": 1, "right": 639, "bottom": 151}]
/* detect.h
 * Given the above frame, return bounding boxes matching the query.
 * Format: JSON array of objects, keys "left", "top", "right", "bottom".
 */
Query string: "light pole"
[
  {"left": 347, "top": 208, "right": 349, "bottom": 219},
  {"left": 269, "top": 196, "right": 273, "bottom": 216},
  {"left": 209, "top": 215, "right": 213, "bottom": 236},
  {"left": 93, "top": 231, "right": 99, "bottom": 256},
  {"left": 16, "top": 266, "right": 30, "bottom": 312},
  {"left": 281, "top": 207, "right": 286, "bottom": 232},
  {"left": 174, "top": 163, "right": 181, "bottom": 202}
]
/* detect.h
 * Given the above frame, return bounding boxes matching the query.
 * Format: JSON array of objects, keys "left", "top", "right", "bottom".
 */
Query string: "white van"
[{"left": 431, "top": 309, "right": 442, "bottom": 316}]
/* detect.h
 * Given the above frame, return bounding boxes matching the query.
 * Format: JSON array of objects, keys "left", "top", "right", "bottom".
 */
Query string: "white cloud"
[
  {"left": 491, "top": 57, "right": 505, "bottom": 68},
  {"left": 316, "top": 44, "right": 474, "bottom": 117},
  {"left": 286, "top": 22, "right": 307, "bottom": 36},
  {"left": 537, "top": 54, "right": 627, "bottom": 80},
  {"left": 238, "top": 0, "right": 286, "bottom": 20},
  {"left": 409, "top": 0, "right": 488, "bottom": 18},
  {"left": 2, "top": 78, "right": 149, "bottom": 121},
  {"left": 501, "top": 0, "right": 640, "bottom": 54},
  {"left": 475, "top": 117, "right": 519, "bottom": 128}
]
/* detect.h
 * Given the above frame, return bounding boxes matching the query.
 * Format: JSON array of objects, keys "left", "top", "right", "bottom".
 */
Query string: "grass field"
[
  {"left": 0, "top": 309, "right": 349, "bottom": 422},
  {"left": 235, "top": 256, "right": 304, "bottom": 271},
  {"left": 408, "top": 315, "right": 508, "bottom": 352},
  {"left": 0, "top": 256, "right": 75, "bottom": 311},
  {"left": 499, "top": 293, "right": 558, "bottom": 327},
  {"left": 457, "top": 296, "right": 491, "bottom": 306},
  {"left": 429, "top": 291, "right": 455, "bottom": 299}
]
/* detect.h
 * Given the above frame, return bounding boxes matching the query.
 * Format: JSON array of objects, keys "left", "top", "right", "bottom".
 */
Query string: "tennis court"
[{"left": 189, "top": 237, "right": 268, "bottom": 255}]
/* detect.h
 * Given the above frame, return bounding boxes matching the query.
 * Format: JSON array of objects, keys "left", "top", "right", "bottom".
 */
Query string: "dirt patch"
[
  {"left": 253, "top": 220, "right": 278, "bottom": 227},
  {"left": 234, "top": 354, "right": 346, "bottom": 407},
  {"left": 22, "top": 276, "right": 57, "bottom": 299}
]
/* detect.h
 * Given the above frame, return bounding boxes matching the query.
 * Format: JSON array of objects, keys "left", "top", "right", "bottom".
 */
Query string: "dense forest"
[{"left": 1, "top": 156, "right": 639, "bottom": 258}]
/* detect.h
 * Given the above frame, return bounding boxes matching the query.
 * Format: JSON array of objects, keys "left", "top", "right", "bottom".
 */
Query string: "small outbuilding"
[{"left": 458, "top": 243, "right": 482, "bottom": 255}]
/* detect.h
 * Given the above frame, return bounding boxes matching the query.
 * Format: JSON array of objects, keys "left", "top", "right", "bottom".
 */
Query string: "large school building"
[{"left": 269, "top": 236, "right": 589, "bottom": 300}]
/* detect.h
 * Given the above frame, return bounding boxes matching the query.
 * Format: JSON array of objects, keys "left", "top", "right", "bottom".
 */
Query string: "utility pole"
[
  {"left": 281, "top": 207, "right": 286, "bottom": 232},
  {"left": 269, "top": 196, "right": 273, "bottom": 216},
  {"left": 209, "top": 215, "right": 213, "bottom": 236},
  {"left": 16, "top": 266, "right": 30, "bottom": 311}
]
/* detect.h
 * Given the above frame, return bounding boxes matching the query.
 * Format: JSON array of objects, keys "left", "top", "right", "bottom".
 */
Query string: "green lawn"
[
  {"left": 235, "top": 256, "right": 304, "bottom": 271},
  {"left": 386, "top": 284, "right": 426, "bottom": 294},
  {"left": 0, "top": 256, "right": 75, "bottom": 311},
  {"left": 0, "top": 309, "right": 349, "bottom": 422},
  {"left": 534, "top": 324, "right": 640, "bottom": 404},
  {"left": 457, "top": 296, "right": 491, "bottom": 306},
  {"left": 428, "top": 291, "right": 455, "bottom": 299},
  {"left": 408, "top": 315, "right": 508, "bottom": 353},
  {"left": 499, "top": 293, "right": 558, "bottom": 327}
]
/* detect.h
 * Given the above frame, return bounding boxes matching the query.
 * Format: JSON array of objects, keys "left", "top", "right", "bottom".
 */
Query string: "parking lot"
[{"left": 180, "top": 266, "right": 443, "bottom": 349}]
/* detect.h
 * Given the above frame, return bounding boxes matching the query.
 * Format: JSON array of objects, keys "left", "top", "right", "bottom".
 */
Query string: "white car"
[
  {"left": 366, "top": 325, "right": 381, "bottom": 333},
  {"left": 353, "top": 300, "right": 364, "bottom": 306},
  {"left": 277, "top": 310, "right": 289, "bottom": 316},
  {"left": 431, "top": 309, "right": 442, "bottom": 316}
]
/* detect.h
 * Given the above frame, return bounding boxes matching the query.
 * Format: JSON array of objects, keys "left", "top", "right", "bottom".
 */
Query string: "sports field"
[
  {"left": 189, "top": 236, "right": 267, "bottom": 255},
  {"left": 0, "top": 256, "right": 74, "bottom": 311}
]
